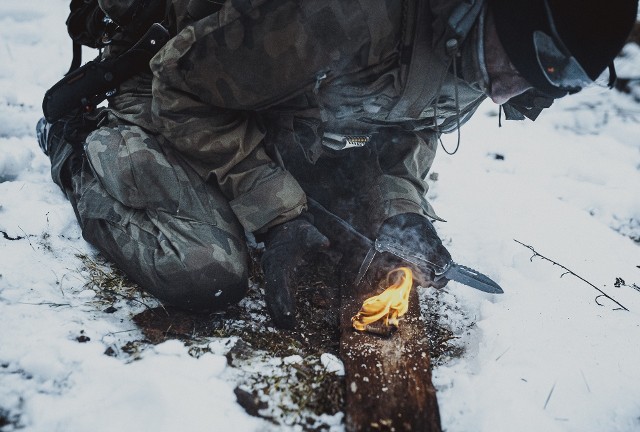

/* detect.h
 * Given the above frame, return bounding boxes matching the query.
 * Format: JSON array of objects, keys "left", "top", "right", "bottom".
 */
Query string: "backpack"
[
  {"left": 43, "top": 1, "right": 170, "bottom": 123},
  {"left": 64, "top": 0, "right": 114, "bottom": 72},
  {"left": 65, "top": 0, "right": 167, "bottom": 72},
  {"left": 67, "top": 0, "right": 113, "bottom": 48}
]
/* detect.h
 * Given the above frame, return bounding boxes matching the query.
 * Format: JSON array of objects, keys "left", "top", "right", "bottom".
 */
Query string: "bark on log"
[{"left": 340, "top": 285, "right": 441, "bottom": 432}]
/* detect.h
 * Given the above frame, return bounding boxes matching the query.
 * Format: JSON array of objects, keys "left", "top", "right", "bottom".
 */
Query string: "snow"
[
  {"left": 320, "top": 354, "right": 345, "bottom": 376},
  {"left": 1, "top": 1, "right": 639, "bottom": 431},
  {"left": 427, "top": 82, "right": 640, "bottom": 431}
]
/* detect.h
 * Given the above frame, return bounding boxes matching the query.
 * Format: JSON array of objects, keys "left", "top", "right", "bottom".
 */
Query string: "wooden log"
[
  {"left": 305, "top": 195, "right": 442, "bottom": 430},
  {"left": 340, "top": 284, "right": 441, "bottom": 432}
]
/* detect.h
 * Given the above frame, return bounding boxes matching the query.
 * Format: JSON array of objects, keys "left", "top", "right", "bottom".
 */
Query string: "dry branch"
[{"left": 514, "top": 239, "right": 629, "bottom": 311}]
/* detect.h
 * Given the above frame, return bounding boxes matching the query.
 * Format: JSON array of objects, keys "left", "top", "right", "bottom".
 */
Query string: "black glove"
[
  {"left": 373, "top": 213, "right": 451, "bottom": 289},
  {"left": 260, "top": 214, "right": 330, "bottom": 329}
]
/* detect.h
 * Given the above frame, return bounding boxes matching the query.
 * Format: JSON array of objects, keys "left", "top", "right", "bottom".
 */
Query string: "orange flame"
[{"left": 351, "top": 267, "right": 414, "bottom": 332}]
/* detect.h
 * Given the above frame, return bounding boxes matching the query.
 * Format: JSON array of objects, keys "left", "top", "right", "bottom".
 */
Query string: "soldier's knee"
[
  {"left": 154, "top": 246, "right": 250, "bottom": 311},
  {"left": 81, "top": 218, "right": 249, "bottom": 310}
]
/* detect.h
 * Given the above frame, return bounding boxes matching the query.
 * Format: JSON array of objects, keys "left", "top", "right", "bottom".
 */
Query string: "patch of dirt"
[
  {"left": 424, "top": 307, "right": 467, "bottom": 366},
  {"left": 88, "top": 245, "right": 464, "bottom": 428},
  {"left": 132, "top": 248, "right": 341, "bottom": 356},
  {"left": 130, "top": 248, "right": 345, "bottom": 426},
  {"left": 132, "top": 308, "right": 226, "bottom": 345},
  {"left": 0, "top": 408, "right": 20, "bottom": 430}
]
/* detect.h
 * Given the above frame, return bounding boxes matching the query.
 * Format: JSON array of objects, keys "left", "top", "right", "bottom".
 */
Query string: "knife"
[
  {"left": 356, "top": 238, "right": 503, "bottom": 294},
  {"left": 306, "top": 198, "right": 503, "bottom": 294}
]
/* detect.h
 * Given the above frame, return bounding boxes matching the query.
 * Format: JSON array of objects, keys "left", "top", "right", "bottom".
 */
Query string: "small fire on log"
[{"left": 351, "top": 267, "right": 414, "bottom": 336}]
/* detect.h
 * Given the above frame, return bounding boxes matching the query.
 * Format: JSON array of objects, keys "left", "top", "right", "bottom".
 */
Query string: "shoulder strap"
[
  {"left": 387, "top": 0, "right": 445, "bottom": 120},
  {"left": 68, "top": 41, "right": 83, "bottom": 74},
  {"left": 386, "top": 0, "right": 485, "bottom": 121}
]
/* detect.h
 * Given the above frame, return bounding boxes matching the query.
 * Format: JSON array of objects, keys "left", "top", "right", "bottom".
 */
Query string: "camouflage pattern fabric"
[
  {"left": 149, "top": 90, "right": 307, "bottom": 233},
  {"left": 49, "top": 113, "right": 249, "bottom": 310},
  {"left": 151, "top": 0, "right": 487, "bottom": 235},
  {"left": 45, "top": 0, "right": 489, "bottom": 309},
  {"left": 43, "top": 0, "right": 253, "bottom": 310}
]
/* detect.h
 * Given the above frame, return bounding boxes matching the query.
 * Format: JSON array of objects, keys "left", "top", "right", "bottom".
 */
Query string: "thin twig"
[
  {"left": 580, "top": 370, "right": 591, "bottom": 393},
  {"left": 17, "top": 301, "right": 71, "bottom": 308},
  {"left": 495, "top": 347, "right": 511, "bottom": 362},
  {"left": 104, "top": 329, "right": 139, "bottom": 337},
  {"left": 514, "top": 239, "right": 629, "bottom": 312},
  {"left": 18, "top": 227, "right": 35, "bottom": 252},
  {"left": 543, "top": 381, "right": 557, "bottom": 410}
]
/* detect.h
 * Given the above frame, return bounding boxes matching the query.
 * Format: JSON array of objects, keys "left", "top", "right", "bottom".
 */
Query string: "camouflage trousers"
[{"left": 54, "top": 121, "right": 249, "bottom": 310}]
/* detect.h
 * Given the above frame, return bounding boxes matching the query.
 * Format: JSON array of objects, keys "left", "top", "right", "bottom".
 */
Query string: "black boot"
[
  {"left": 36, "top": 117, "right": 52, "bottom": 155},
  {"left": 35, "top": 115, "right": 94, "bottom": 191}
]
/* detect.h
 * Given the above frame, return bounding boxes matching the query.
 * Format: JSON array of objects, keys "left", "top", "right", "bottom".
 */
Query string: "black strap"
[
  {"left": 388, "top": 0, "right": 447, "bottom": 120},
  {"left": 608, "top": 62, "right": 617, "bottom": 89},
  {"left": 447, "top": 0, "right": 485, "bottom": 40},
  {"left": 68, "top": 41, "right": 83, "bottom": 75}
]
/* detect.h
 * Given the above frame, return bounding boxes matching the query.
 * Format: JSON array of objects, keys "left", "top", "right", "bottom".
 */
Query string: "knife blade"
[{"left": 436, "top": 262, "right": 504, "bottom": 294}]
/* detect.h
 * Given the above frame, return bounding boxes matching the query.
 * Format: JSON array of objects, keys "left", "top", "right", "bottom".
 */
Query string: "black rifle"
[{"left": 43, "top": 23, "right": 170, "bottom": 123}]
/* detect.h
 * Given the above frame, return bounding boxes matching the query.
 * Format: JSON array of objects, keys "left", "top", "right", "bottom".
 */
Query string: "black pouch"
[{"left": 502, "top": 89, "right": 554, "bottom": 121}]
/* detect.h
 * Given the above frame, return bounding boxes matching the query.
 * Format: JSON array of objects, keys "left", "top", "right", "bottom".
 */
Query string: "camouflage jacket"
[{"left": 147, "top": 0, "right": 489, "bottom": 233}]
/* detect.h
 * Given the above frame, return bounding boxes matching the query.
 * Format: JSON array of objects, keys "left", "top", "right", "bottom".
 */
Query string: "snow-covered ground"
[{"left": 1, "top": 1, "right": 639, "bottom": 431}]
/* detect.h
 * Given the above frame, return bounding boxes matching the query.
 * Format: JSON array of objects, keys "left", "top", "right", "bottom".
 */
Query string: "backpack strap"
[
  {"left": 68, "top": 41, "right": 83, "bottom": 74},
  {"left": 387, "top": 0, "right": 485, "bottom": 121},
  {"left": 387, "top": 0, "right": 448, "bottom": 120}
]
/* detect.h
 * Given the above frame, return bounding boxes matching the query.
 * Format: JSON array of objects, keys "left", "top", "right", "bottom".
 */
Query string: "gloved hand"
[
  {"left": 373, "top": 213, "right": 452, "bottom": 289},
  {"left": 261, "top": 213, "right": 330, "bottom": 329}
]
